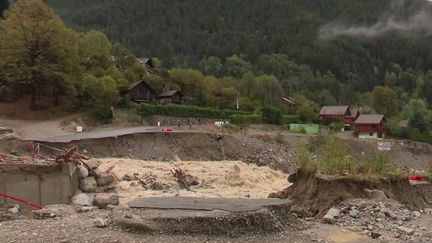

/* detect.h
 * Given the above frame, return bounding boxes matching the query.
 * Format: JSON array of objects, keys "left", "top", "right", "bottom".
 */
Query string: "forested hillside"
[
  {"left": 46, "top": 0, "right": 432, "bottom": 80},
  {"left": 3, "top": 0, "right": 432, "bottom": 143}
]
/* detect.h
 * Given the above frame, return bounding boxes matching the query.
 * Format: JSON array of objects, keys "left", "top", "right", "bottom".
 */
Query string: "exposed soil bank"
[
  {"left": 270, "top": 169, "right": 432, "bottom": 216},
  {"left": 13, "top": 132, "right": 297, "bottom": 172}
]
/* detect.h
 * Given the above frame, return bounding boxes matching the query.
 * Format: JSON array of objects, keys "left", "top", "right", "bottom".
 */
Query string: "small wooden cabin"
[
  {"left": 121, "top": 80, "right": 156, "bottom": 102},
  {"left": 158, "top": 90, "right": 183, "bottom": 104},
  {"left": 355, "top": 114, "right": 386, "bottom": 139},
  {"left": 319, "top": 106, "right": 351, "bottom": 125}
]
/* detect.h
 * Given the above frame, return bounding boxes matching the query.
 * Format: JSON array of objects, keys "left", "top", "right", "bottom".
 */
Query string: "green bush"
[
  {"left": 329, "top": 121, "right": 344, "bottom": 132},
  {"left": 136, "top": 103, "right": 249, "bottom": 119},
  {"left": 295, "top": 147, "right": 317, "bottom": 172},
  {"left": 261, "top": 106, "right": 282, "bottom": 125},
  {"left": 230, "top": 114, "right": 262, "bottom": 124},
  {"left": 282, "top": 115, "right": 301, "bottom": 124}
]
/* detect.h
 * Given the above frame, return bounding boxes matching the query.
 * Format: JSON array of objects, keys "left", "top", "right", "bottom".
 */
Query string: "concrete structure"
[
  {"left": 355, "top": 114, "right": 386, "bottom": 139},
  {"left": 0, "top": 161, "right": 78, "bottom": 209}
]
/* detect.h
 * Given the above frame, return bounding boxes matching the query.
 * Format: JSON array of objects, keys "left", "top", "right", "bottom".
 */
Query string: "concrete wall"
[
  {"left": 358, "top": 132, "right": 378, "bottom": 139},
  {"left": 0, "top": 164, "right": 78, "bottom": 209}
]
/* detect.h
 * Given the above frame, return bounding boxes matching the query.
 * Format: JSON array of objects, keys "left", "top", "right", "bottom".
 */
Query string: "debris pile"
[
  {"left": 322, "top": 199, "right": 432, "bottom": 242},
  {"left": 0, "top": 127, "right": 13, "bottom": 135},
  {"left": 170, "top": 167, "right": 199, "bottom": 191},
  {"left": 0, "top": 203, "right": 25, "bottom": 222},
  {"left": 56, "top": 148, "right": 119, "bottom": 209},
  {"left": 121, "top": 172, "right": 171, "bottom": 191}
]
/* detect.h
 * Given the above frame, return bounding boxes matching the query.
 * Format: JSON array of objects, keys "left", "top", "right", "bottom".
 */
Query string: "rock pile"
[
  {"left": 323, "top": 199, "right": 432, "bottom": 242},
  {"left": 72, "top": 159, "right": 119, "bottom": 209},
  {"left": 234, "top": 135, "right": 295, "bottom": 173}
]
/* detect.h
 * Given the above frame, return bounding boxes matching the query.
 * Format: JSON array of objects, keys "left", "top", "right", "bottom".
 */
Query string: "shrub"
[
  {"left": 329, "top": 121, "right": 344, "bottom": 132},
  {"left": 295, "top": 147, "right": 317, "bottom": 172},
  {"left": 261, "top": 106, "right": 282, "bottom": 125},
  {"left": 230, "top": 114, "right": 261, "bottom": 124},
  {"left": 282, "top": 115, "right": 301, "bottom": 124},
  {"left": 136, "top": 103, "right": 249, "bottom": 119}
]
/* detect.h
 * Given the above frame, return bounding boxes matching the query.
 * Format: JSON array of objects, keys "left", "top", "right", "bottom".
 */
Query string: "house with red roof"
[
  {"left": 354, "top": 114, "right": 386, "bottom": 139},
  {"left": 319, "top": 106, "right": 352, "bottom": 125}
]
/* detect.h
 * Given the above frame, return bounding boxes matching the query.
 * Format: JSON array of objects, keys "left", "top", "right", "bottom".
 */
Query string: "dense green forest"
[{"left": 2, "top": 0, "right": 432, "bottom": 142}]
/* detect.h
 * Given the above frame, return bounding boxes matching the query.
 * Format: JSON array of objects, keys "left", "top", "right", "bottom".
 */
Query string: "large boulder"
[
  {"left": 93, "top": 193, "right": 119, "bottom": 209},
  {"left": 80, "top": 177, "right": 97, "bottom": 192},
  {"left": 71, "top": 192, "right": 94, "bottom": 206},
  {"left": 96, "top": 174, "right": 114, "bottom": 187},
  {"left": 323, "top": 208, "right": 340, "bottom": 224},
  {"left": 85, "top": 159, "right": 100, "bottom": 170},
  {"left": 77, "top": 164, "right": 89, "bottom": 179}
]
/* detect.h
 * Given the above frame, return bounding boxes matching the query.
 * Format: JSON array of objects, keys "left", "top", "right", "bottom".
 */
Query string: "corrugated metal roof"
[
  {"left": 355, "top": 114, "right": 385, "bottom": 124},
  {"left": 319, "top": 106, "right": 349, "bottom": 116}
]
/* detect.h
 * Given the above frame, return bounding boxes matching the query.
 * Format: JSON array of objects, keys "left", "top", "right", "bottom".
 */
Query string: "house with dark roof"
[
  {"left": 120, "top": 80, "right": 156, "bottom": 102},
  {"left": 137, "top": 57, "right": 157, "bottom": 74},
  {"left": 158, "top": 90, "right": 183, "bottom": 104},
  {"left": 354, "top": 114, "right": 386, "bottom": 139},
  {"left": 319, "top": 106, "right": 351, "bottom": 125}
]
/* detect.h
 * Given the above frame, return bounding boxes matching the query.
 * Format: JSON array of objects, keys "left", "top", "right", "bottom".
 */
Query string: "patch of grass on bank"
[{"left": 295, "top": 136, "right": 406, "bottom": 179}]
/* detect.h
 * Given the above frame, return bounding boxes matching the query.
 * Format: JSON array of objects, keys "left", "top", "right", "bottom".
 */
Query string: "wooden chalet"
[
  {"left": 121, "top": 80, "right": 156, "bottom": 102},
  {"left": 346, "top": 108, "right": 360, "bottom": 124},
  {"left": 319, "top": 106, "right": 351, "bottom": 125},
  {"left": 137, "top": 57, "right": 157, "bottom": 74},
  {"left": 158, "top": 90, "right": 183, "bottom": 104},
  {"left": 354, "top": 114, "right": 386, "bottom": 139}
]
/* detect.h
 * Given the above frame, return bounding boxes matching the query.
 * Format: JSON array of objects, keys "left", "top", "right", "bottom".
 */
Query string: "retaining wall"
[{"left": 0, "top": 163, "right": 78, "bottom": 209}]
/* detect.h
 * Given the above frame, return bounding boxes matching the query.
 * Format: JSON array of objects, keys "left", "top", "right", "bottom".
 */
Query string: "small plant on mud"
[
  {"left": 427, "top": 160, "right": 432, "bottom": 180},
  {"left": 274, "top": 132, "right": 284, "bottom": 144},
  {"left": 295, "top": 147, "right": 317, "bottom": 172}
]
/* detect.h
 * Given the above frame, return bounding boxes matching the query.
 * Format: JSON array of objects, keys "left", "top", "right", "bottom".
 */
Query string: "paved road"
[
  {"left": 128, "top": 197, "right": 291, "bottom": 212},
  {"left": 33, "top": 126, "right": 198, "bottom": 143}
]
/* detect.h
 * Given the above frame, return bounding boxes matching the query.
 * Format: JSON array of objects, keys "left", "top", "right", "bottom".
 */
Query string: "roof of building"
[
  {"left": 137, "top": 57, "right": 154, "bottom": 68},
  {"left": 158, "top": 90, "right": 182, "bottom": 98},
  {"left": 355, "top": 114, "right": 385, "bottom": 125},
  {"left": 349, "top": 108, "right": 359, "bottom": 118},
  {"left": 125, "top": 80, "right": 155, "bottom": 93},
  {"left": 319, "top": 106, "right": 350, "bottom": 116}
]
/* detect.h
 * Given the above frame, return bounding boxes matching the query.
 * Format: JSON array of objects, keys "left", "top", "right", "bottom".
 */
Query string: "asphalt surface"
[
  {"left": 32, "top": 126, "right": 199, "bottom": 143},
  {"left": 128, "top": 197, "right": 292, "bottom": 212}
]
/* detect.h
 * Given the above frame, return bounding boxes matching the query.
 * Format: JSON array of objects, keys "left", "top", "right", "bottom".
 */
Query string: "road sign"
[{"left": 377, "top": 142, "right": 391, "bottom": 151}]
